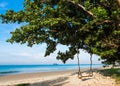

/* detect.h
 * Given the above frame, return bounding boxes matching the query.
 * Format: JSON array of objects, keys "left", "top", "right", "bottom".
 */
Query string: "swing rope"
[
  {"left": 89, "top": 53, "right": 93, "bottom": 77},
  {"left": 77, "top": 49, "right": 93, "bottom": 79},
  {"left": 77, "top": 48, "right": 82, "bottom": 77}
]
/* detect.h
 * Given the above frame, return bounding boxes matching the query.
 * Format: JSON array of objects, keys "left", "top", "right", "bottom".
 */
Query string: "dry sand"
[{"left": 0, "top": 68, "right": 118, "bottom": 86}]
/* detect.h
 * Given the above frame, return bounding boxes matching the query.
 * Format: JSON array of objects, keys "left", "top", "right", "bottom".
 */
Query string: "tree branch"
[
  {"left": 117, "top": 0, "right": 120, "bottom": 6},
  {"left": 64, "top": 0, "right": 94, "bottom": 17},
  {"left": 103, "top": 41, "right": 118, "bottom": 48},
  {"left": 95, "top": 20, "right": 120, "bottom": 26}
]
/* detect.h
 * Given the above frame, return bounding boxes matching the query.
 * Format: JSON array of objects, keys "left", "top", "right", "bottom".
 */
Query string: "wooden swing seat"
[{"left": 78, "top": 72, "right": 93, "bottom": 79}]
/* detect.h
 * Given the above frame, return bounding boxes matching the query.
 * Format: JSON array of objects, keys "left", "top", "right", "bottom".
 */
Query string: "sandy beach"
[{"left": 0, "top": 67, "right": 118, "bottom": 86}]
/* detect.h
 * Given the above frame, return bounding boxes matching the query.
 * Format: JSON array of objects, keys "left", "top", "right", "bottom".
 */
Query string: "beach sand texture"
[{"left": 0, "top": 68, "right": 118, "bottom": 86}]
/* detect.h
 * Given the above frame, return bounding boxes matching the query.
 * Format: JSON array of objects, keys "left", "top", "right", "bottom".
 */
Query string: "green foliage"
[
  {"left": 91, "top": 7, "right": 108, "bottom": 18},
  {"left": 100, "top": 68, "right": 120, "bottom": 83},
  {"left": 0, "top": 0, "right": 120, "bottom": 64},
  {"left": 15, "top": 83, "right": 30, "bottom": 86}
]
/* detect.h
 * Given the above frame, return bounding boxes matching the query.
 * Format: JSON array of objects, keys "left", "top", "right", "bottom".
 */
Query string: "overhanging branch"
[
  {"left": 96, "top": 19, "right": 120, "bottom": 28},
  {"left": 64, "top": 0, "right": 94, "bottom": 17}
]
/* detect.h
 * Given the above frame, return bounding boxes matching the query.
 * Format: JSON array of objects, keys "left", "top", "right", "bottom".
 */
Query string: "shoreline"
[
  {"left": 1, "top": 67, "right": 118, "bottom": 86},
  {"left": 0, "top": 67, "right": 104, "bottom": 86},
  {"left": 0, "top": 68, "right": 78, "bottom": 76}
]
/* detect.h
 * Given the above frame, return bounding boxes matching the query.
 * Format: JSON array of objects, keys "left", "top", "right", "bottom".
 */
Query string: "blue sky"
[{"left": 0, "top": 0, "right": 101, "bottom": 65}]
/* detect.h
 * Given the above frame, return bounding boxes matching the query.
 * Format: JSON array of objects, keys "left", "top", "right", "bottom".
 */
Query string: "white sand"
[
  {"left": 63, "top": 72, "right": 116, "bottom": 86},
  {"left": 0, "top": 68, "right": 118, "bottom": 86}
]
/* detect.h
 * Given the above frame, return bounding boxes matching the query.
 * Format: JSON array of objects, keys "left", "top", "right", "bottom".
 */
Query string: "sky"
[{"left": 0, "top": 0, "right": 101, "bottom": 65}]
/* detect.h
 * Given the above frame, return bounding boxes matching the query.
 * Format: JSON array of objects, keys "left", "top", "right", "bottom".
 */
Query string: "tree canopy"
[{"left": 0, "top": 0, "right": 120, "bottom": 64}]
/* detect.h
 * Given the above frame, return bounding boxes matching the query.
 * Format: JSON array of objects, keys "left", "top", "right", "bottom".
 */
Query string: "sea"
[{"left": 0, "top": 64, "right": 102, "bottom": 76}]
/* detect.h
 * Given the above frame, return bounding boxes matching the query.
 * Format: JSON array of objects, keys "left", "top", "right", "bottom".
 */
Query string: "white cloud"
[
  {"left": 0, "top": 38, "right": 101, "bottom": 64},
  {"left": 0, "top": 2, "right": 7, "bottom": 8},
  {"left": 12, "top": 52, "right": 32, "bottom": 57},
  {"left": 7, "top": 52, "right": 43, "bottom": 58},
  {"left": 0, "top": 50, "right": 101, "bottom": 65}
]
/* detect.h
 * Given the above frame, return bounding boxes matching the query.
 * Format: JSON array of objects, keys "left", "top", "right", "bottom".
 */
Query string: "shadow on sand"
[
  {"left": 15, "top": 76, "right": 69, "bottom": 86},
  {"left": 31, "top": 76, "right": 69, "bottom": 86}
]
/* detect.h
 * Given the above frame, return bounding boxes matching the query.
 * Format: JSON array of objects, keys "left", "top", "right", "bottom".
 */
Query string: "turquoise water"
[{"left": 0, "top": 64, "right": 102, "bottom": 75}]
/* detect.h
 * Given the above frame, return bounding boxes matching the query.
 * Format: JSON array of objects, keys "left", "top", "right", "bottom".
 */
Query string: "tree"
[{"left": 0, "top": 0, "right": 120, "bottom": 64}]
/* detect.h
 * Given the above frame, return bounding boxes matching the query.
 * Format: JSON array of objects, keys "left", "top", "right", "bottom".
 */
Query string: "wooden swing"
[{"left": 77, "top": 50, "right": 93, "bottom": 79}]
